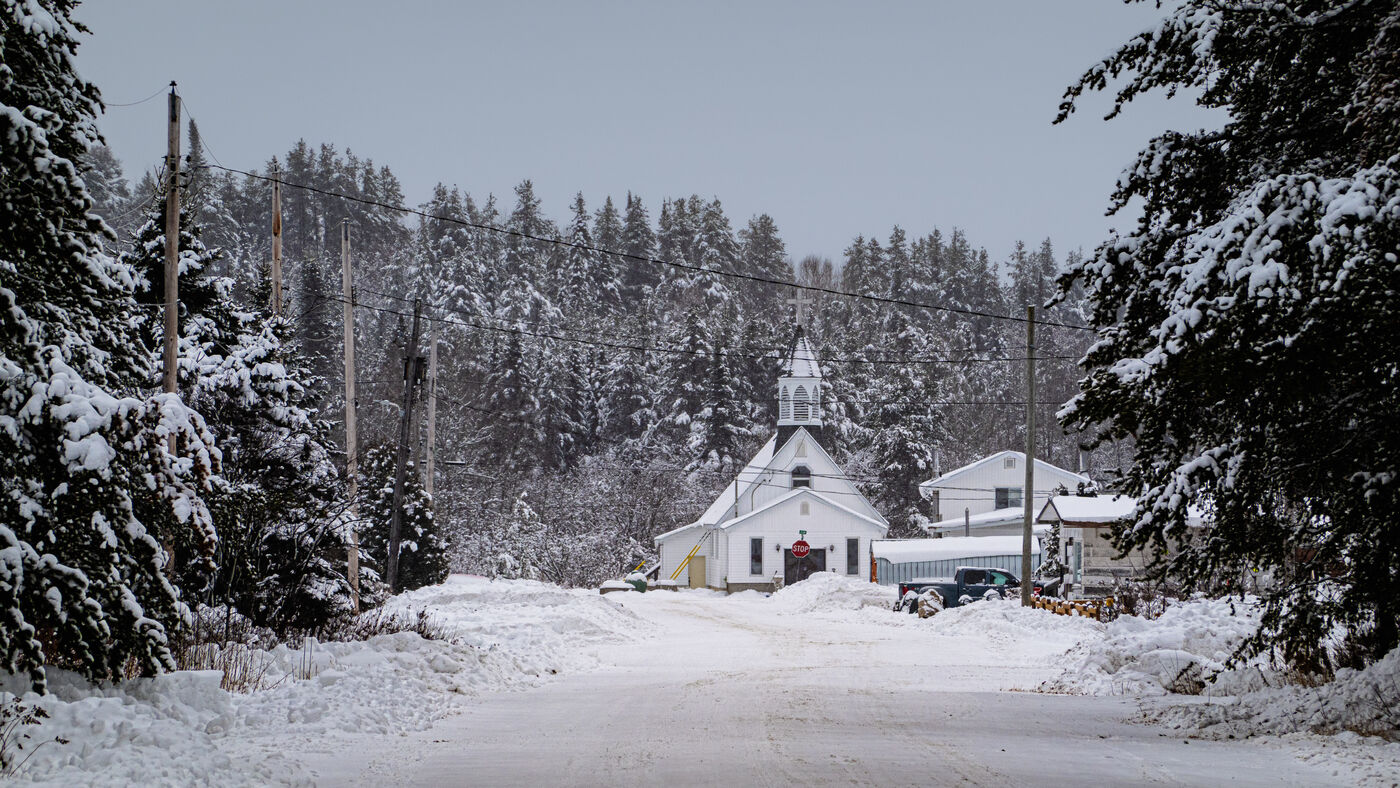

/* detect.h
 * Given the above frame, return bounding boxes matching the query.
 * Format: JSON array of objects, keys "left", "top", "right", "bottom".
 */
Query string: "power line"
[
  {"left": 195, "top": 162, "right": 1095, "bottom": 333},
  {"left": 103, "top": 86, "right": 168, "bottom": 107},
  {"left": 364, "top": 377, "right": 1075, "bottom": 492},
  {"left": 339, "top": 289, "right": 1079, "bottom": 371},
  {"left": 352, "top": 283, "right": 1078, "bottom": 367}
]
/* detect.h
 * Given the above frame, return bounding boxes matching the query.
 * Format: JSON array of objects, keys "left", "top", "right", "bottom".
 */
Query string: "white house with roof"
[
  {"left": 655, "top": 328, "right": 888, "bottom": 591},
  {"left": 1038, "top": 494, "right": 1211, "bottom": 593},
  {"left": 919, "top": 450, "right": 1090, "bottom": 537}
]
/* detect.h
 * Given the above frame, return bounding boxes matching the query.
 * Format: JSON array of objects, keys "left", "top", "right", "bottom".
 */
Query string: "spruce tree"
[
  {"left": 0, "top": 0, "right": 219, "bottom": 691},
  {"left": 1057, "top": 0, "right": 1400, "bottom": 666}
]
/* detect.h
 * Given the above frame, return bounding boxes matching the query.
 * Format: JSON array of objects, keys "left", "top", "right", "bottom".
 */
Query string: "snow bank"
[
  {"left": 1154, "top": 646, "right": 1400, "bottom": 739},
  {"left": 765, "top": 572, "right": 896, "bottom": 613},
  {"left": 1041, "top": 596, "right": 1262, "bottom": 696},
  {"left": 2, "top": 576, "right": 641, "bottom": 786},
  {"left": 925, "top": 596, "right": 1102, "bottom": 647}
]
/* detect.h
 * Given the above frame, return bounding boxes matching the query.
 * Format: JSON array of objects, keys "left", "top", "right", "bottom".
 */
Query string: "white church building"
[{"left": 654, "top": 328, "right": 888, "bottom": 591}]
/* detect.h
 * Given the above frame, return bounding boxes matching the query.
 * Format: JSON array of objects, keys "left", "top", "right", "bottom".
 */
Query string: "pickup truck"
[{"left": 894, "top": 566, "right": 1032, "bottom": 614}]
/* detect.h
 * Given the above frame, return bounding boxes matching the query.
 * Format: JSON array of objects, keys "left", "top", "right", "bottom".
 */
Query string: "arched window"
[
  {"left": 779, "top": 387, "right": 791, "bottom": 420},
  {"left": 793, "top": 386, "right": 809, "bottom": 421},
  {"left": 791, "top": 465, "right": 812, "bottom": 489}
]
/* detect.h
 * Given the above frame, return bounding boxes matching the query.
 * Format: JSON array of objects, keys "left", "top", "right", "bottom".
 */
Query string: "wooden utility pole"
[
  {"left": 1021, "top": 305, "right": 1037, "bottom": 606},
  {"left": 387, "top": 299, "right": 424, "bottom": 592},
  {"left": 341, "top": 220, "right": 360, "bottom": 612},
  {"left": 271, "top": 165, "right": 283, "bottom": 316},
  {"left": 423, "top": 322, "right": 440, "bottom": 498},
  {"left": 162, "top": 82, "right": 181, "bottom": 400}
]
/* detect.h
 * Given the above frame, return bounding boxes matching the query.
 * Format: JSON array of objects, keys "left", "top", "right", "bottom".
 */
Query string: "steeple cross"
[{"left": 785, "top": 290, "right": 813, "bottom": 325}]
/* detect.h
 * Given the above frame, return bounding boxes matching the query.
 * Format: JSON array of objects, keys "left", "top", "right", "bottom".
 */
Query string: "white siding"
[
  {"left": 721, "top": 494, "right": 884, "bottom": 588},
  {"left": 929, "top": 454, "right": 1087, "bottom": 521}
]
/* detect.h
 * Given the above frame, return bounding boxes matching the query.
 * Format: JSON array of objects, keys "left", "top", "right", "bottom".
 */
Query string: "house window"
[
  {"left": 750, "top": 537, "right": 763, "bottom": 575},
  {"left": 846, "top": 538, "right": 859, "bottom": 575},
  {"left": 793, "top": 385, "right": 809, "bottom": 420},
  {"left": 995, "top": 487, "right": 1022, "bottom": 509},
  {"left": 1004, "top": 456, "right": 1017, "bottom": 470},
  {"left": 791, "top": 465, "right": 811, "bottom": 488}
]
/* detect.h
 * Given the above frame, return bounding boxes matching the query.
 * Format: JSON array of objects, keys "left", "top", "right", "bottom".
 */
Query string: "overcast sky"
[{"left": 74, "top": 1, "right": 1221, "bottom": 266}]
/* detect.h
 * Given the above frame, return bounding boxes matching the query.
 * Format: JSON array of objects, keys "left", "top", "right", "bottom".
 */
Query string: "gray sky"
[{"left": 74, "top": 1, "right": 1221, "bottom": 266}]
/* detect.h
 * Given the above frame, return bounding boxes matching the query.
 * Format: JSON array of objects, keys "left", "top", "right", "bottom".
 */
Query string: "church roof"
[
  {"left": 693, "top": 435, "right": 778, "bottom": 526},
  {"left": 783, "top": 332, "right": 820, "bottom": 377}
]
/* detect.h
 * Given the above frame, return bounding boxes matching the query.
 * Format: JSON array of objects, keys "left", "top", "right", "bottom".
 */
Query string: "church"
[{"left": 654, "top": 321, "right": 888, "bottom": 591}]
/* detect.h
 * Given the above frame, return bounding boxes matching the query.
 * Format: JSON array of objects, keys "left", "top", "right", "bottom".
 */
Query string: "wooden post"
[
  {"left": 341, "top": 220, "right": 360, "bottom": 612},
  {"left": 387, "top": 299, "right": 423, "bottom": 593},
  {"left": 271, "top": 165, "right": 283, "bottom": 316},
  {"left": 1021, "top": 305, "right": 1036, "bottom": 606},
  {"left": 162, "top": 82, "right": 180, "bottom": 400},
  {"left": 423, "top": 322, "right": 439, "bottom": 498}
]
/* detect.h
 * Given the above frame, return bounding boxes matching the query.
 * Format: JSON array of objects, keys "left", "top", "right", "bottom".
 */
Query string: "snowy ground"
[{"left": 4, "top": 574, "right": 1397, "bottom": 786}]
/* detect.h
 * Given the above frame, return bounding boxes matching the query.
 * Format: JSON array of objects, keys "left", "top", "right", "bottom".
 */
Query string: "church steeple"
[{"left": 776, "top": 301, "right": 824, "bottom": 449}]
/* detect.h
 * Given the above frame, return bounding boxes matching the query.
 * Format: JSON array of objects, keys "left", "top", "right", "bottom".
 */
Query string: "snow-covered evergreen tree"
[
  {"left": 0, "top": 0, "right": 219, "bottom": 691},
  {"left": 357, "top": 445, "right": 448, "bottom": 592},
  {"left": 1057, "top": 0, "right": 1400, "bottom": 666}
]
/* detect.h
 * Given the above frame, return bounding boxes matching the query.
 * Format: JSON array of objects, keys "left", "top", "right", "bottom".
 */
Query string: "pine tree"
[
  {"left": 620, "top": 192, "right": 658, "bottom": 305},
  {"left": 1057, "top": 0, "right": 1400, "bottom": 666},
  {"left": 357, "top": 445, "right": 448, "bottom": 592},
  {"left": 0, "top": 1, "right": 219, "bottom": 691}
]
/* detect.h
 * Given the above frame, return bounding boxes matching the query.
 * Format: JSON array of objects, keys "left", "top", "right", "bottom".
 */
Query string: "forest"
[{"left": 84, "top": 132, "right": 1102, "bottom": 592}]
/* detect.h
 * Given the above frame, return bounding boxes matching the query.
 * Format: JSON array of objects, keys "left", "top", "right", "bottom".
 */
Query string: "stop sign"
[{"left": 791, "top": 540, "right": 811, "bottom": 558}]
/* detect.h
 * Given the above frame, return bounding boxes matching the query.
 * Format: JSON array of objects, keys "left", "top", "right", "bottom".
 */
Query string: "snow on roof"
[
  {"left": 718, "top": 488, "right": 887, "bottom": 533},
  {"left": 927, "top": 506, "right": 1026, "bottom": 530},
  {"left": 783, "top": 333, "right": 819, "bottom": 377},
  {"left": 694, "top": 435, "right": 778, "bottom": 526},
  {"left": 872, "top": 535, "right": 1038, "bottom": 563},
  {"left": 919, "top": 450, "right": 1090, "bottom": 491},
  {"left": 653, "top": 521, "right": 703, "bottom": 543},
  {"left": 1039, "top": 494, "right": 1136, "bottom": 524}
]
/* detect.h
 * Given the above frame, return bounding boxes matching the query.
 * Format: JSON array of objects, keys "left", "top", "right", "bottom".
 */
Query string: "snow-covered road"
[{"left": 312, "top": 585, "right": 1356, "bottom": 787}]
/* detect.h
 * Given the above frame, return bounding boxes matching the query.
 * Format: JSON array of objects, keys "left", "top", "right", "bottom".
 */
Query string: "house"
[
  {"left": 919, "top": 450, "right": 1090, "bottom": 537},
  {"left": 654, "top": 327, "right": 888, "bottom": 591}
]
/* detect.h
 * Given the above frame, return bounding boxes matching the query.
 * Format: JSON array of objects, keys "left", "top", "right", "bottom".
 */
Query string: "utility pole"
[
  {"left": 341, "top": 220, "right": 360, "bottom": 612},
  {"left": 271, "top": 165, "right": 283, "bottom": 316},
  {"left": 387, "top": 299, "right": 424, "bottom": 592},
  {"left": 423, "top": 322, "right": 440, "bottom": 498},
  {"left": 162, "top": 82, "right": 181, "bottom": 402},
  {"left": 1021, "top": 305, "right": 1037, "bottom": 606}
]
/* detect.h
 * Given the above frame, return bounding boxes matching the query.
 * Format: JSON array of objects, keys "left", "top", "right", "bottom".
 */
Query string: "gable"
[
  {"left": 921, "top": 451, "right": 1090, "bottom": 493},
  {"left": 720, "top": 488, "right": 888, "bottom": 534}
]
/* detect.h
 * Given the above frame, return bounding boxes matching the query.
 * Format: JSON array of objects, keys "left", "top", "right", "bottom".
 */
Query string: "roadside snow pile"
[
  {"left": 927, "top": 597, "right": 1102, "bottom": 648},
  {"left": 2, "top": 576, "right": 640, "bottom": 787},
  {"left": 766, "top": 572, "right": 896, "bottom": 614},
  {"left": 1154, "top": 646, "right": 1400, "bottom": 739},
  {"left": 1041, "top": 596, "right": 1262, "bottom": 696}
]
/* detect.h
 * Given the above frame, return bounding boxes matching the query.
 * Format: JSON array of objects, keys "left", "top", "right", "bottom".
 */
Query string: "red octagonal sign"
[{"left": 791, "top": 540, "right": 811, "bottom": 558}]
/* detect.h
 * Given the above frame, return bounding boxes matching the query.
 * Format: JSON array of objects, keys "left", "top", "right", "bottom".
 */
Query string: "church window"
[
  {"left": 795, "top": 440, "right": 807, "bottom": 458},
  {"left": 793, "top": 386, "right": 809, "bottom": 420},
  {"left": 750, "top": 538, "right": 763, "bottom": 575},
  {"left": 800, "top": 501, "right": 810, "bottom": 515},
  {"left": 779, "top": 387, "right": 791, "bottom": 421},
  {"left": 847, "top": 538, "right": 860, "bottom": 575},
  {"left": 791, "top": 465, "right": 811, "bottom": 488}
]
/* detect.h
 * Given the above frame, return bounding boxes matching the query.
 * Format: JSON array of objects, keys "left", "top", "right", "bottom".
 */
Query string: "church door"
[{"left": 784, "top": 549, "right": 827, "bottom": 585}]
